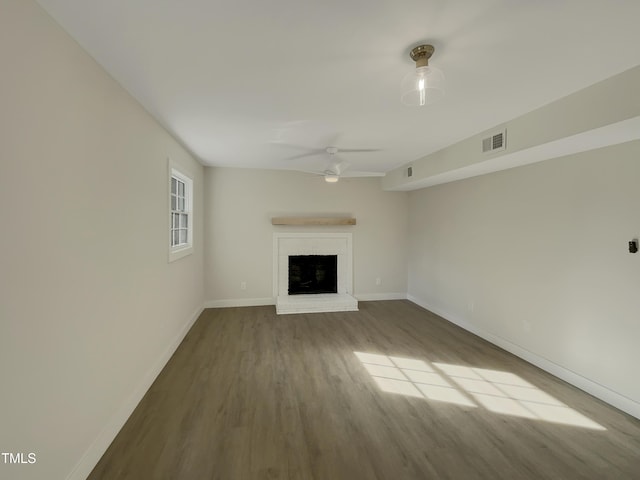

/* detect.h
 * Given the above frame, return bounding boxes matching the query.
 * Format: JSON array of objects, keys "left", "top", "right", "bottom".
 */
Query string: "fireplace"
[
  {"left": 273, "top": 233, "right": 358, "bottom": 314},
  {"left": 288, "top": 255, "right": 338, "bottom": 295}
]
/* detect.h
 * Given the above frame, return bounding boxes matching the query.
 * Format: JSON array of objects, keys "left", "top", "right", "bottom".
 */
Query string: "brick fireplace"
[{"left": 273, "top": 232, "right": 358, "bottom": 314}]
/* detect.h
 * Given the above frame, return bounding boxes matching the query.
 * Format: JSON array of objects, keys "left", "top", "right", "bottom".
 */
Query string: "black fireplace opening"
[{"left": 288, "top": 255, "right": 338, "bottom": 295}]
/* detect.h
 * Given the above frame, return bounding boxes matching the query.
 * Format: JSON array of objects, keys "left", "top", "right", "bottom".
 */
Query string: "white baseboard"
[
  {"left": 204, "top": 297, "right": 275, "bottom": 308},
  {"left": 407, "top": 294, "right": 640, "bottom": 420},
  {"left": 355, "top": 292, "right": 408, "bottom": 301},
  {"left": 66, "top": 305, "right": 204, "bottom": 480}
]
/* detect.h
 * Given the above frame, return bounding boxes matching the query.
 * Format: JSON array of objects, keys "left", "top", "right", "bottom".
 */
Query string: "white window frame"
[{"left": 168, "top": 163, "right": 193, "bottom": 262}]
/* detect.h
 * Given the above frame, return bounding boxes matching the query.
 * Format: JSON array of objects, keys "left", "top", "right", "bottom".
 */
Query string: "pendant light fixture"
[{"left": 401, "top": 44, "right": 444, "bottom": 106}]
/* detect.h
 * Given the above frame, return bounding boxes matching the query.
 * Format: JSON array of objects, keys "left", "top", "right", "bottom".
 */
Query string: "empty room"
[{"left": 2, "top": 1, "right": 640, "bottom": 479}]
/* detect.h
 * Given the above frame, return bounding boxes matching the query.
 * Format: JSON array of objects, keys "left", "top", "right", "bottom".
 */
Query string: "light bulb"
[{"left": 418, "top": 77, "right": 426, "bottom": 106}]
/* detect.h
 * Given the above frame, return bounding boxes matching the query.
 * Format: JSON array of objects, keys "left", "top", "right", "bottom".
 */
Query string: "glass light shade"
[
  {"left": 401, "top": 65, "right": 445, "bottom": 106},
  {"left": 324, "top": 174, "right": 339, "bottom": 183}
]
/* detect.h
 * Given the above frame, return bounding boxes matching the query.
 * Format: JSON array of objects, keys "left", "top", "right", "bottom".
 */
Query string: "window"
[{"left": 169, "top": 167, "right": 193, "bottom": 261}]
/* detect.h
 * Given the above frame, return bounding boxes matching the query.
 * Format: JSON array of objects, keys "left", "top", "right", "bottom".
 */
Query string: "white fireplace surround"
[{"left": 273, "top": 232, "right": 358, "bottom": 314}]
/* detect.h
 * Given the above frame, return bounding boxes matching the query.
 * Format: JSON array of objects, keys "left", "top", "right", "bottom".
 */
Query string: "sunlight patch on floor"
[{"left": 354, "top": 352, "right": 606, "bottom": 431}]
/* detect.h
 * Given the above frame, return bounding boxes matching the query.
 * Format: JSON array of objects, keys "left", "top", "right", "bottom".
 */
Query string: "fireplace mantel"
[{"left": 271, "top": 217, "right": 356, "bottom": 226}]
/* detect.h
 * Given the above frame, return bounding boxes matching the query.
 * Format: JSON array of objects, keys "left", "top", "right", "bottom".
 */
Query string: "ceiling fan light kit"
[
  {"left": 324, "top": 174, "right": 339, "bottom": 183},
  {"left": 401, "top": 44, "right": 445, "bottom": 107}
]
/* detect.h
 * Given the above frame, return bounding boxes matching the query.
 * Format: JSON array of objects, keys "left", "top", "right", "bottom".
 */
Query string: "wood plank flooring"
[{"left": 88, "top": 301, "right": 640, "bottom": 479}]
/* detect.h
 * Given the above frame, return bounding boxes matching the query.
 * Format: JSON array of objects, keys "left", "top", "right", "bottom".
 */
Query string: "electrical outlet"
[
  {"left": 240, "top": 281, "right": 247, "bottom": 290},
  {"left": 375, "top": 277, "right": 381, "bottom": 286}
]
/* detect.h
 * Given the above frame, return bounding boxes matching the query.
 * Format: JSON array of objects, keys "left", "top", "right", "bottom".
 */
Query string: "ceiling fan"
[{"left": 283, "top": 145, "right": 385, "bottom": 182}]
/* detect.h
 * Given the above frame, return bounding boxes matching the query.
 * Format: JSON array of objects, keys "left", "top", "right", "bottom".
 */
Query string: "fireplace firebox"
[{"left": 288, "top": 255, "right": 338, "bottom": 295}]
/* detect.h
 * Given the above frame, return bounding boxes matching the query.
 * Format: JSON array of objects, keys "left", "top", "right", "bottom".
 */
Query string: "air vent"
[{"left": 482, "top": 128, "right": 507, "bottom": 153}]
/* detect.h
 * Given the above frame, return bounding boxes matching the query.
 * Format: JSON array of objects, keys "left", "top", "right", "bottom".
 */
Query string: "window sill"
[{"left": 169, "top": 245, "right": 193, "bottom": 263}]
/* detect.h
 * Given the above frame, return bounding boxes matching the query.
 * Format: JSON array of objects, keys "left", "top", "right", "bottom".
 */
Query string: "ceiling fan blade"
[
  {"left": 340, "top": 171, "right": 386, "bottom": 177},
  {"left": 283, "top": 151, "right": 324, "bottom": 161},
  {"left": 336, "top": 148, "right": 382, "bottom": 153},
  {"left": 283, "top": 168, "right": 325, "bottom": 176},
  {"left": 283, "top": 166, "right": 383, "bottom": 180}
]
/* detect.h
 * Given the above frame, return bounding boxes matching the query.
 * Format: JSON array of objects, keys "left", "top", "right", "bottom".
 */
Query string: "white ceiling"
[{"left": 36, "top": 0, "right": 640, "bottom": 176}]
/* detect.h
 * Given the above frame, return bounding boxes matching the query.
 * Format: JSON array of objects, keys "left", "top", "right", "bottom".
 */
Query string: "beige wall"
[
  {"left": 0, "top": 2, "right": 204, "bottom": 479},
  {"left": 204, "top": 168, "right": 409, "bottom": 303},
  {"left": 407, "top": 141, "right": 640, "bottom": 414}
]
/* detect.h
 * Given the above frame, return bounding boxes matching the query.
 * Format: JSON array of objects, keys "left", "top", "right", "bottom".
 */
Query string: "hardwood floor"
[{"left": 88, "top": 301, "right": 640, "bottom": 479}]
